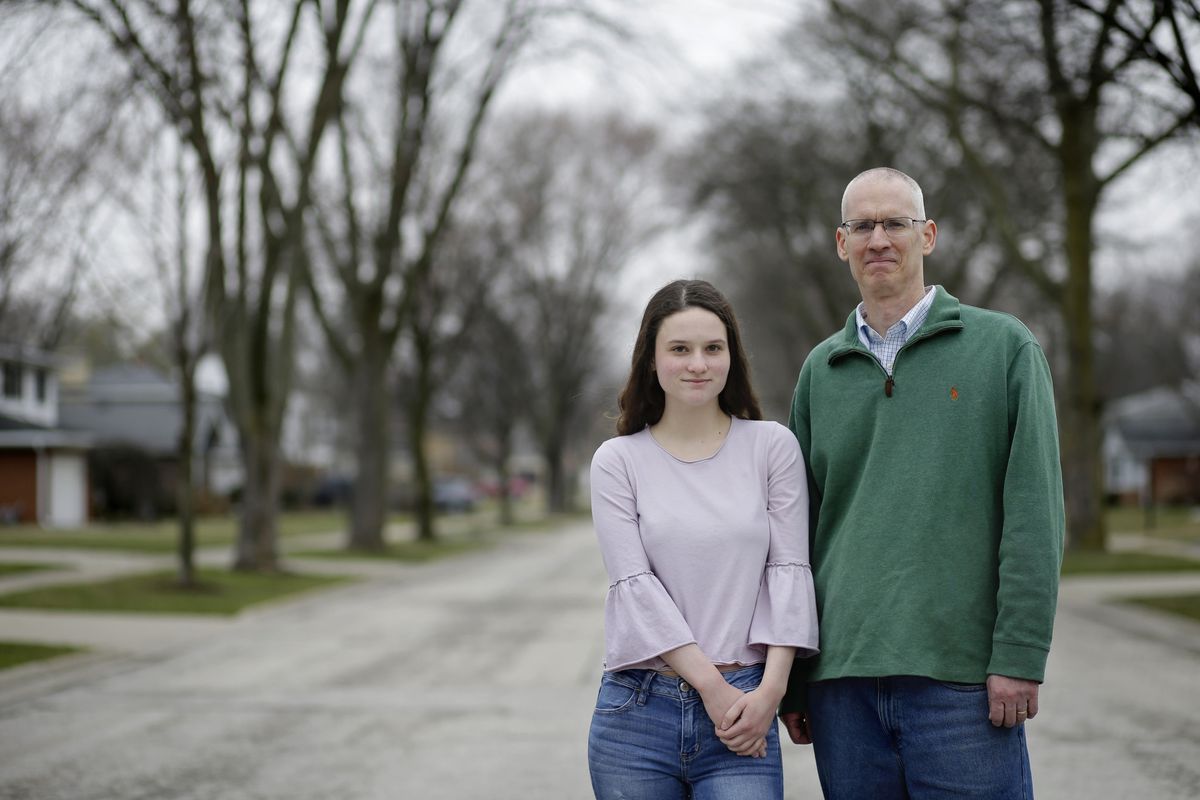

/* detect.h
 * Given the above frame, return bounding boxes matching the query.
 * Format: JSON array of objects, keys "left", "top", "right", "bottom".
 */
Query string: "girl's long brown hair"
[{"left": 616, "top": 279, "right": 762, "bottom": 435}]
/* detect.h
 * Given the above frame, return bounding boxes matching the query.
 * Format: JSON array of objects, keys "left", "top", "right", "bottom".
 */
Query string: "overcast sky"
[
  {"left": 497, "top": 0, "right": 799, "bottom": 122},
  {"left": 491, "top": 1, "right": 809, "bottom": 335}
]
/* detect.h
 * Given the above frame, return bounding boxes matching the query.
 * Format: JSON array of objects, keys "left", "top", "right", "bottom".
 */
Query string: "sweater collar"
[{"left": 827, "top": 285, "right": 965, "bottom": 365}]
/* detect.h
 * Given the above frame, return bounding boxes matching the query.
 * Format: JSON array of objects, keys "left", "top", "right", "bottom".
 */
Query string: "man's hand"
[
  {"left": 779, "top": 711, "right": 812, "bottom": 744},
  {"left": 987, "top": 674, "right": 1039, "bottom": 727}
]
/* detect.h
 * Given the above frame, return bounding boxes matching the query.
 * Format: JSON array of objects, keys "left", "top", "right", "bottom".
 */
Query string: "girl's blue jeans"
[{"left": 587, "top": 664, "right": 783, "bottom": 800}]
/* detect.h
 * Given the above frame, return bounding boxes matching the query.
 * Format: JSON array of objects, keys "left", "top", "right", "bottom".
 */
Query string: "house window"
[
  {"left": 2, "top": 362, "right": 21, "bottom": 399},
  {"left": 36, "top": 369, "right": 47, "bottom": 402}
]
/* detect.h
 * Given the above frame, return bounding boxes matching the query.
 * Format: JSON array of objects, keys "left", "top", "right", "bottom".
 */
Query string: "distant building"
[
  {"left": 1104, "top": 382, "right": 1200, "bottom": 505},
  {"left": 0, "top": 344, "right": 91, "bottom": 526},
  {"left": 58, "top": 361, "right": 241, "bottom": 518}
]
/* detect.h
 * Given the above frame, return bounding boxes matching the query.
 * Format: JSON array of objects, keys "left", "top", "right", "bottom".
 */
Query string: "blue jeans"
[
  {"left": 588, "top": 664, "right": 783, "bottom": 800},
  {"left": 808, "top": 676, "right": 1034, "bottom": 799}
]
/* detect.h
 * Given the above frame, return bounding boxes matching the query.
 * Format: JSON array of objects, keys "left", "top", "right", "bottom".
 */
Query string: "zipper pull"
[{"left": 884, "top": 376, "right": 894, "bottom": 397}]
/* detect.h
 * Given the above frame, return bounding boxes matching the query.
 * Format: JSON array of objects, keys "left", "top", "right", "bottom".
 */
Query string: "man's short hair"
[{"left": 841, "top": 168, "right": 926, "bottom": 220}]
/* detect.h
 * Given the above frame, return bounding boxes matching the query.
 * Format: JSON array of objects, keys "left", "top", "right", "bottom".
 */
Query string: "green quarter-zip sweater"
[{"left": 781, "top": 287, "right": 1064, "bottom": 710}]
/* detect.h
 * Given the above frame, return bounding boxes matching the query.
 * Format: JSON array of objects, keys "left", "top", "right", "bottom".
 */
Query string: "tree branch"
[{"left": 1098, "top": 111, "right": 1194, "bottom": 188}]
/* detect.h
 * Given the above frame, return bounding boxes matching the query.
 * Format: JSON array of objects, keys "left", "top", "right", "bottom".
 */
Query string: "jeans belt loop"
[{"left": 636, "top": 670, "right": 656, "bottom": 706}]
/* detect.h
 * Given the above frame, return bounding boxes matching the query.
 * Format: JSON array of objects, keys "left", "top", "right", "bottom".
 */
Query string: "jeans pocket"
[
  {"left": 934, "top": 680, "right": 987, "bottom": 693},
  {"left": 594, "top": 677, "right": 639, "bottom": 714}
]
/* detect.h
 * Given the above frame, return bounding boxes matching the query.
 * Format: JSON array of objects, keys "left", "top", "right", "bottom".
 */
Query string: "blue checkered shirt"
[{"left": 855, "top": 286, "right": 937, "bottom": 376}]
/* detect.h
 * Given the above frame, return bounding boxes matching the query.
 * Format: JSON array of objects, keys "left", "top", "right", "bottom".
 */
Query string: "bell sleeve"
[
  {"left": 747, "top": 426, "right": 819, "bottom": 657},
  {"left": 590, "top": 441, "right": 697, "bottom": 670}
]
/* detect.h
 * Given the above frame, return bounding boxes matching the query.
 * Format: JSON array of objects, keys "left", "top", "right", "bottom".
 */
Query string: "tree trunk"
[
  {"left": 176, "top": 362, "right": 197, "bottom": 587},
  {"left": 543, "top": 438, "right": 567, "bottom": 513},
  {"left": 409, "top": 335, "right": 436, "bottom": 542},
  {"left": 495, "top": 428, "right": 514, "bottom": 526},
  {"left": 1058, "top": 102, "right": 1106, "bottom": 552},
  {"left": 233, "top": 431, "right": 281, "bottom": 571},
  {"left": 347, "top": 344, "right": 388, "bottom": 551}
]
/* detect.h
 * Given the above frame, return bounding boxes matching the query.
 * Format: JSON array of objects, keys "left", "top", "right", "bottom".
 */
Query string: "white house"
[{"left": 0, "top": 344, "right": 91, "bottom": 527}]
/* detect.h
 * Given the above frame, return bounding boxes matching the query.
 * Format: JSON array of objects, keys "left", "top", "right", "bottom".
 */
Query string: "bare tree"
[
  {"left": 304, "top": 0, "right": 632, "bottom": 547},
  {"left": 443, "top": 294, "right": 532, "bottom": 526},
  {"left": 92, "top": 116, "right": 211, "bottom": 585},
  {"left": 816, "top": 0, "right": 1200, "bottom": 550},
  {"left": 395, "top": 221, "right": 492, "bottom": 540},
  {"left": 1097, "top": 265, "right": 1200, "bottom": 401},
  {"left": 142, "top": 136, "right": 210, "bottom": 585},
  {"left": 479, "top": 110, "right": 664, "bottom": 512},
  {"left": 0, "top": 9, "right": 121, "bottom": 348},
  {"left": 304, "top": 1, "right": 524, "bottom": 549},
  {"left": 64, "top": 0, "right": 377, "bottom": 570}
]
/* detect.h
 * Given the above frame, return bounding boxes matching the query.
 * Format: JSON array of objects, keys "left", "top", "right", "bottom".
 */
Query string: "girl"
[{"left": 588, "top": 279, "right": 819, "bottom": 799}]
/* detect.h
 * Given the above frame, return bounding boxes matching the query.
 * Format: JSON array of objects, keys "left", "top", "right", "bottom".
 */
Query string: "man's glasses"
[{"left": 839, "top": 217, "right": 926, "bottom": 239}]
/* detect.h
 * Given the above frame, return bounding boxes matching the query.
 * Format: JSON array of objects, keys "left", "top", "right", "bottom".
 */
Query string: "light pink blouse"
[{"left": 589, "top": 417, "right": 819, "bottom": 672}]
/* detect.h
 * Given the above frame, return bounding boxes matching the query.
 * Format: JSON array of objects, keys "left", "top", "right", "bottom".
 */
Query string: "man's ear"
[
  {"left": 921, "top": 219, "right": 938, "bottom": 256},
  {"left": 835, "top": 226, "right": 850, "bottom": 262}
]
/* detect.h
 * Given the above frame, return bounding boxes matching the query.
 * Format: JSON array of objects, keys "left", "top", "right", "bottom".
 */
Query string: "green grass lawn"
[
  {"left": 1061, "top": 550, "right": 1200, "bottom": 576},
  {"left": 1124, "top": 593, "right": 1200, "bottom": 624},
  {"left": 0, "top": 642, "right": 83, "bottom": 671},
  {"left": 1064, "top": 514, "right": 1200, "bottom": 626},
  {"left": 0, "top": 568, "right": 352, "bottom": 615},
  {"left": 0, "top": 562, "right": 60, "bottom": 577},
  {"left": 1107, "top": 505, "right": 1200, "bottom": 542},
  {"left": 0, "top": 511, "right": 369, "bottom": 553},
  {"left": 0, "top": 506, "right": 561, "bottom": 554},
  {"left": 1057, "top": 506, "right": 1200, "bottom": 576}
]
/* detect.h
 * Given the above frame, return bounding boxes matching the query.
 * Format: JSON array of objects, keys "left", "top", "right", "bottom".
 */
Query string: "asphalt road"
[{"left": 0, "top": 520, "right": 1198, "bottom": 799}]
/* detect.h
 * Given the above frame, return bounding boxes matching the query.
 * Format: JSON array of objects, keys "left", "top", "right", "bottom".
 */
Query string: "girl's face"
[{"left": 653, "top": 307, "right": 730, "bottom": 412}]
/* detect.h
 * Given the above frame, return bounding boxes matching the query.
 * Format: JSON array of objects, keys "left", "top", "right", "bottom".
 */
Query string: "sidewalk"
[{"left": 0, "top": 522, "right": 452, "bottom": 652}]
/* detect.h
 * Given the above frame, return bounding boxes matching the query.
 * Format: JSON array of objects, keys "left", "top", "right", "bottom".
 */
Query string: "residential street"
[{"left": 0, "top": 520, "right": 1198, "bottom": 799}]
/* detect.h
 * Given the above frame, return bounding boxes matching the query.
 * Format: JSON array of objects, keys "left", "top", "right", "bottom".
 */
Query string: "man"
[{"left": 779, "top": 167, "right": 1065, "bottom": 798}]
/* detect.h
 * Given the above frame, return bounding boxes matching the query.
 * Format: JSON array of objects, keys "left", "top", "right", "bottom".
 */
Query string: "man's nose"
[{"left": 868, "top": 223, "right": 891, "bottom": 247}]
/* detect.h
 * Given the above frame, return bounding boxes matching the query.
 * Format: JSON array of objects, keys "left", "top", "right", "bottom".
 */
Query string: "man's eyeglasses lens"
[{"left": 842, "top": 217, "right": 924, "bottom": 238}]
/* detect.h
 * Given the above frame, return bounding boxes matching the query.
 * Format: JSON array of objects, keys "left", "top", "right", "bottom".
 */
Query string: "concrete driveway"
[{"left": 0, "top": 520, "right": 1198, "bottom": 799}]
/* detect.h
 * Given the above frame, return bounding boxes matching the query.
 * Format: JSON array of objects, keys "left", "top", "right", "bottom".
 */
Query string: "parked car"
[
  {"left": 476, "top": 475, "right": 531, "bottom": 499},
  {"left": 312, "top": 475, "right": 353, "bottom": 508},
  {"left": 433, "top": 477, "right": 476, "bottom": 512}
]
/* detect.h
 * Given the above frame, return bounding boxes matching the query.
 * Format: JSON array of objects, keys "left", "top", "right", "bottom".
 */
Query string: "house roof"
[
  {"left": 1107, "top": 383, "right": 1200, "bottom": 459},
  {"left": 62, "top": 363, "right": 179, "bottom": 403},
  {"left": 57, "top": 364, "right": 231, "bottom": 455},
  {"left": 0, "top": 414, "right": 50, "bottom": 432},
  {"left": 0, "top": 413, "right": 91, "bottom": 449},
  {"left": 0, "top": 343, "right": 57, "bottom": 369}
]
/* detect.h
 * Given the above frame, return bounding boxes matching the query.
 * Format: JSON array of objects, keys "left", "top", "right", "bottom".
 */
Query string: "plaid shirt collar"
[{"left": 855, "top": 286, "right": 937, "bottom": 374}]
